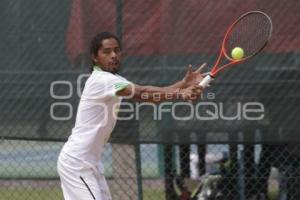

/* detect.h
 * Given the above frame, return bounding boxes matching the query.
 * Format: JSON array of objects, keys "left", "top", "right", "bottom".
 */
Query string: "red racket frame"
[{"left": 210, "top": 10, "right": 272, "bottom": 77}]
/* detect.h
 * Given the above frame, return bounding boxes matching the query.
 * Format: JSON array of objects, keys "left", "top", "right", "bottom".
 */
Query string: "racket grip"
[{"left": 199, "top": 75, "right": 214, "bottom": 88}]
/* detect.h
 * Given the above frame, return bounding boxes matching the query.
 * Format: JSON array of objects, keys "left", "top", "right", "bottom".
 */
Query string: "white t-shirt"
[{"left": 62, "top": 68, "right": 130, "bottom": 173}]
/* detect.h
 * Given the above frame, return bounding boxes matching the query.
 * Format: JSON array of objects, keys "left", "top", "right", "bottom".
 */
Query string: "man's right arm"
[
  {"left": 115, "top": 63, "right": 207, "bottom": 103},
  {"left": 116, "top": 83, "right": 202, "bottom": 103}
]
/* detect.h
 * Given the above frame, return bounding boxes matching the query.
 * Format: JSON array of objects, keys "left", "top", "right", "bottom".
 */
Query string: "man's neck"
[{"left": 93, "top": 65, "right": 119, "bottom": 74}]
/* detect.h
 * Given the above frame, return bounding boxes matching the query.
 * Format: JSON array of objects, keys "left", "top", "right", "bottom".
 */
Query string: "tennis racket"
[{"left": 199, "top": 11, "right": 273, "bottom": 88}]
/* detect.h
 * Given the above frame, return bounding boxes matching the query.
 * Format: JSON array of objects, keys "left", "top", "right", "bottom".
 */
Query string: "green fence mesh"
[{"left": 1, "top": 0, "right": 300, "bottom": 199}]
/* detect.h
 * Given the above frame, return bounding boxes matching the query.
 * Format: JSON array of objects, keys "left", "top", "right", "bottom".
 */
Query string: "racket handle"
[{"left": 199, "top": 75, "right": 214, "bottom": 88}]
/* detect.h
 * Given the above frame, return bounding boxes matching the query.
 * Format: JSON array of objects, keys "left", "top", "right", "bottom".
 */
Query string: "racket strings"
[{"left": 225, "top": 12, "right": 272, "bottom": 59}]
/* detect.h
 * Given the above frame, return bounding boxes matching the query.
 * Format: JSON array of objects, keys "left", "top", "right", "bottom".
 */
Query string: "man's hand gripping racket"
[{"left": 199, "top": 11, "right": 273, "bottom": 88}]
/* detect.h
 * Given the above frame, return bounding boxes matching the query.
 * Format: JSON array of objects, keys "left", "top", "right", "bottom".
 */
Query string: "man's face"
[{"left": 93, "top": 38, "right": 121, "bottom": 74}]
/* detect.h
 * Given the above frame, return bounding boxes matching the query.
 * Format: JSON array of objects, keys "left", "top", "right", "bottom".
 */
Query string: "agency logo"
[
  {"left": 50, "top": 74, "right": 90, "bottom": 120},
  {"left": 50, "top": 74, "right": 265, "bottom": 123}
]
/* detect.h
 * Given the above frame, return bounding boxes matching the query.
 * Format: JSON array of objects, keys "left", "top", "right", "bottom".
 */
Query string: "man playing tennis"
[{"left": 57, "top": 32, "right": 207, "bottom": 200}]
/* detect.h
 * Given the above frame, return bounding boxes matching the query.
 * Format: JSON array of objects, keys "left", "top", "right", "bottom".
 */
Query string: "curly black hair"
[{"left": 89, "top": 32, "right": 121, "bottom": 71}]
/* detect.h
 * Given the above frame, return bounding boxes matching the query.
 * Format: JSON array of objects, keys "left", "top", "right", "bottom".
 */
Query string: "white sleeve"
[
  {"left": 106, "top": 75, "right": 131, "bottom": 96},
  {"left": 81, "top": 73, "right": 131, "bottom": 100}
]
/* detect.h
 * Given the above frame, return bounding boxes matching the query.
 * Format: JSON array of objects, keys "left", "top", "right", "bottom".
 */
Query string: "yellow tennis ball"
[{"left": 231, "top": 47, "right": 244, "bottom": 60}]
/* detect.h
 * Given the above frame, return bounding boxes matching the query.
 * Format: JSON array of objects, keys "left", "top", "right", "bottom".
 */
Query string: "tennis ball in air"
[{"left": 231, "top": 47, "right": 244, "bottom": 60}]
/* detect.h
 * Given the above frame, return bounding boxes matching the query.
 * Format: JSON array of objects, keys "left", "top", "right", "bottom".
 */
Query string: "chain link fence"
[
  {"left": 1, "top": 0, "right": 300, "bottom": 199},
  {"left": 1, "top": 141, "right": 300, "bottom": 199}
]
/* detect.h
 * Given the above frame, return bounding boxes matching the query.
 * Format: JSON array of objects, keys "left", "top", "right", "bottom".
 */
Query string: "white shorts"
[{"left": 57, "top": 152, "right": 112, "bottom": 200}]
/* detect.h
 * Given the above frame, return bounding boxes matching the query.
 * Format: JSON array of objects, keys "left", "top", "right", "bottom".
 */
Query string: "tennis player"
[{"left": 57, "top": 32, "right": 207, "bottom": 200}]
